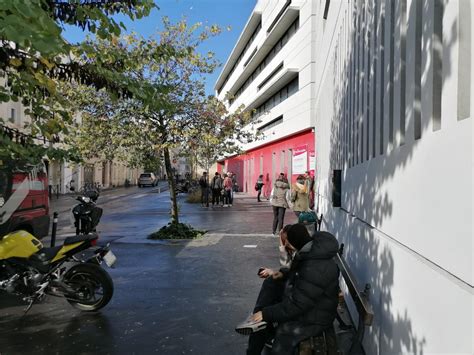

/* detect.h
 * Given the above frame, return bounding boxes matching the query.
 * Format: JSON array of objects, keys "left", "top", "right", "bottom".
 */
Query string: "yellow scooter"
[{"left": 0, "top": 230, "right": 116, "bottom": 312}]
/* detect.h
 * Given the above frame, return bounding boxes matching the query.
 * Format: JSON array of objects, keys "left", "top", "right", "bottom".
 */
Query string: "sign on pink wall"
[
  {"left": 309, "top": 151, "right": 315, "bottom": 174},
  {"left": 292, "top": 145, "right": 307, "bottom": 175}
]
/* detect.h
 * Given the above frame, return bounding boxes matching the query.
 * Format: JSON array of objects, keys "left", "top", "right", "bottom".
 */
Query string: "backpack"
[
  {"left": 298, "top": 211, "right": 317, "bottom": 223},
  {"left": 254, "top": 182, "right": 259, "bottom": 191}
]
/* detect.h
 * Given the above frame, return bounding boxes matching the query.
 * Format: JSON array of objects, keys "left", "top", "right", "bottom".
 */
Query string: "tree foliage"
[
  {"left": 186, "top": 96, "right": 261, "bottom": 172},
  {"left": 0, "top": 0, "right": 154, "bottom": 168},
  {"left": 67, "top": 17, "right": 261, "bottom": 224}
]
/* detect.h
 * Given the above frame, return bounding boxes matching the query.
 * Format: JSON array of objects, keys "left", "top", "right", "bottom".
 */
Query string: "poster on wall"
[
  {"left": 309, "top": 151, "right": 315, "bottom": 174},
  {"left": 292, "top": 145, "right": 307, "bottom": 175}
]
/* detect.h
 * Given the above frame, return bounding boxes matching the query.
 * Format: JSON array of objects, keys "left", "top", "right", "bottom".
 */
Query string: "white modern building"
[
  {"left": 215, "top": 0, "right": 316, "bottom": 194},
  {"left": 217, "top": 0, "right": 473, "bottom": 353}
]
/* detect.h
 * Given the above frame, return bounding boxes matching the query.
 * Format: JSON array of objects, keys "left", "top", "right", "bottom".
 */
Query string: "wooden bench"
[{"left": 298, "top": 242, "right": 374, "bottom": 355}]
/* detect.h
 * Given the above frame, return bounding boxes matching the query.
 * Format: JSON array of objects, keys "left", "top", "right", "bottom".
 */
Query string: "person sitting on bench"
[{"left": 235, "top": 224, "right": 340, "bottom": 355}]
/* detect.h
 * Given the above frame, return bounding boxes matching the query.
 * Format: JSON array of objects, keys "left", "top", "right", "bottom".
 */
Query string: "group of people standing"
[
  {"left": 260, "top": 171, "right": 314, "bottom": 236},
  {"left": 199, "top": 171, "right": 237, "bottom": 207}
]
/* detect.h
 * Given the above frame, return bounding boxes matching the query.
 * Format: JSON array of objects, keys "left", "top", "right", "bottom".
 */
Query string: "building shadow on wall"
[{"left": 321, "top": 0, "right": 459, "bottom": 353}]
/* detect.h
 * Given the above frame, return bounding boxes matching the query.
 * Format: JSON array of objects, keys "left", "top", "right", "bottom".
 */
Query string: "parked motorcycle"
[
  {"left": 0, "top": 230, "right": 115, "bottom": 312},
  {"left": 72, "top": 189, "right": 102, "bottom": 235}
]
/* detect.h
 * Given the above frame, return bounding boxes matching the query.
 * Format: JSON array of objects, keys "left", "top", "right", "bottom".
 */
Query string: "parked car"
[
  {"left": 138, "top": 173, "right": 157, "bottom": 187},
  {"left": 0, "top": 164, "right": 50, "bottom": 239}
]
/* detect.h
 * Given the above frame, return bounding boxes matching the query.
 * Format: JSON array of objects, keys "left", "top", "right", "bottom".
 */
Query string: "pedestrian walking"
[
  {"left": 211, "top": 172, "right": 223, "bottom": 206},
  {"left": 199, "top": 172, "right": 209, "bottom": 206},
  {"left": 290, "top": 175, "right": 309, "bottom": 217},
  {"left": 231, "top": 172, "right": 239, "bottom": 192},
  {"left": 255, "top": 175, "right": 264, "bottom": 202},
  {"left": 270, "top": 173, "right": 290, "bottom": 235},
  {"left": 223, "top": 173, "right": 233, "bottom": 207},
  {"left": 264, "top": 173, "right": 271, "bottom": 200}
]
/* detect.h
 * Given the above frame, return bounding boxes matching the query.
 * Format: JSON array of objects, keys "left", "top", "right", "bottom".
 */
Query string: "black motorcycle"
[{"left": 72, "top": 189, "right": 102, "bottom": 235}]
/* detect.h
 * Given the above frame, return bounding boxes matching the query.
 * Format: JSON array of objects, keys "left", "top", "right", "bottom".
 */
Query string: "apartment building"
[
  {"left": 218, "top": 0, "right": 473, "bottom": 353},
  {"left": 0, "top": 100, "right": 142, "bottom": 192}
]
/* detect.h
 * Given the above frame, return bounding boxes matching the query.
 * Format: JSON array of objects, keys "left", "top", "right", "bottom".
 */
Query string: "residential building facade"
[
  {"left": 218, "top": 0, "right": 473, "bottom": 353},
  {"left": 0, "top": 100, "right": 142, "bottom": 193}
]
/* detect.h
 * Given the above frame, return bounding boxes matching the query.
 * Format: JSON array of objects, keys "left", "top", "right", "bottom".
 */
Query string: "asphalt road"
[{"left": 1, "top": 190, "right": 297, "bottom": 354}]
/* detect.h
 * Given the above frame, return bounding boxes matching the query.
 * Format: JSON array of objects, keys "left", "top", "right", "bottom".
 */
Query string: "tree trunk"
[{"left": 163, "top": 147, "right": 179, "bottom": 224}]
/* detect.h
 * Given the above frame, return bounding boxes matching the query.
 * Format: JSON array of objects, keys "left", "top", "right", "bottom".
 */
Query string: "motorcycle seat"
[
  {"left": 30, "top": 246, "right": 62, "bottom": 262},
  {"left": 64, "top": 234, "right": 98, "bottom": 246}
]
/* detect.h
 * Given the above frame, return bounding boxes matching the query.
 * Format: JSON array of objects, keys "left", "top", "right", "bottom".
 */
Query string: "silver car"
[{"left": 138, "top": 173, "right": 157, "bottom": 187}]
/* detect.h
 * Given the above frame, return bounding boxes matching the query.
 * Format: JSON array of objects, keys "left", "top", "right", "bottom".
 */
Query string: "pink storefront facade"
[{"left": 218, "top": 129, "right": 315, "bottom": 196}]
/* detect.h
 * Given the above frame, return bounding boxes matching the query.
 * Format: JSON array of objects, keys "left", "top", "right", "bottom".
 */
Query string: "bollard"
[{"left": 51, "top": 212, "right": 58, "bottom": 247}]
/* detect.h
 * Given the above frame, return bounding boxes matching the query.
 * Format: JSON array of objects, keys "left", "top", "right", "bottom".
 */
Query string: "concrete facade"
[
  {"left": 216, "top": 0, "right": 318, "bottom": 194},
  {"left": 218, "top": 0, "right": 473, "bottom": 353},
  {"left": 314, "top": 0, "right": 472, "bottom": 354}
]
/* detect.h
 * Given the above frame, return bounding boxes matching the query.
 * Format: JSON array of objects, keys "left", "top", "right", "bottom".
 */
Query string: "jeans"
[
  {"left": 272, "top": 206, "right": 286, "bottom": 234},
  {"left": 224, "top": 189, "right": 232, "bottom": 205}
]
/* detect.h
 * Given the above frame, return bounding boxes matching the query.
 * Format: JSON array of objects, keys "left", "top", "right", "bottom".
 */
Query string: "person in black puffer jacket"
[{"left": 236, "top": 223, "right": 340, "bottom": 355}]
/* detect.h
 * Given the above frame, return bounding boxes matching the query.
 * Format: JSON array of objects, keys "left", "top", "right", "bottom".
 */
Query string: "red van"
[{"left": 0, "top": 165, "right": 50, "bottom": 239}]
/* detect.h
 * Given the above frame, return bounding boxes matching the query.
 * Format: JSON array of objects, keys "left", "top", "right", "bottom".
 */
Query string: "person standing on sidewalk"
[
  {"left": 270, "top": 173, "right": 290, "bottom": 236},
  {"left": 211, "top": 172, "right": 223, "bottom": 206},
  {"left": 199, "top": 172, "right": 209, "bottom": 207},
  {"left": 223, "top": 173, "right": 233, "bottom": 207},
  {"left": 304, "top": 171, "right": 315, "bottom": 210},
  {"left": 290, "top": 175, "right": 309, "bottom": 217},
  {"left": 255, "top": 175, "right": 264, "bottom": 202}
]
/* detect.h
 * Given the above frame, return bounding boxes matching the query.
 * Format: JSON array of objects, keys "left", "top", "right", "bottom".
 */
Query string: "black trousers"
[
  {"left": 201, "top": 187, "right": 209, "bottom": 205},
  {"left": 248, "top": 278, "right": 316, "bottom": 355},
  {"left": 247, "top": 277, "right": 285, "bottom": 355},
  {"left": 272, "top": 206, "right": 286, "bottom": 234},
  {"left": 211, "top": 189, "right": 221, "bottom": 205},
  {"left": 257, "top": 189, "right": 262, "bottom": 202}
]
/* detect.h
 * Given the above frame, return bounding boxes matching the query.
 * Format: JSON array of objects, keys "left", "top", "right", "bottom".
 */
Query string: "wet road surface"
[{"left": 1, "top": 190, "right": 297, "bottom": 354}]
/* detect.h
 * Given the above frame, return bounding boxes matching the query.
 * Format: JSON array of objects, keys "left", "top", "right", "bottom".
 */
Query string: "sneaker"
[
  {"left": 229, "top": 204, "right": 233, "bottom": 207},
  {"left": 235, "top": 315, "right": 267, "bottom": 335},
  {"left": 223, "top": 204, "right": 228, "bottom": 207},
  {"left": 264, "top": 338, "right": 274, "bottom": 349}
]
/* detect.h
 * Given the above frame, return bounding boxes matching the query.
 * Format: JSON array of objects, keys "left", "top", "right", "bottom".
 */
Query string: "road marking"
[
  {"left": 243, "top": 245, "right": 257, "bottom": 248},
  {"left": 131, "top": 194, "right": 147, "bottom": 199}
]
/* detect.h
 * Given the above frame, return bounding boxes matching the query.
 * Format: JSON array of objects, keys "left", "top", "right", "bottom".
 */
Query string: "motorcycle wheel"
[{"left": 63, "top": 263, "right": 114, "bottom": 311}]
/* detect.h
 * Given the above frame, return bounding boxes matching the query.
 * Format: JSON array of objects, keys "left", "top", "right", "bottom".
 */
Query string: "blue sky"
[{"left": 62, "top": 0, "right": 256, "bottom": 95}]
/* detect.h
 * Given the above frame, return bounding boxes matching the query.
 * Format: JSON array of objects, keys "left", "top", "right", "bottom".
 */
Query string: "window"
[
  {"left": 217, "top": 21, "right": 262, "bottom": 94},
  {"left": 10, "top": 108, "right": 15, "bottom": 123},
  {"left": 229, "top": 17, "right": 299, "bottom": 104},
  {"left": 257, "top": 115, "right": 284, "bottom": 133},
  {"left": 252, "top": 76, "right": 299, "bottom": 119}
]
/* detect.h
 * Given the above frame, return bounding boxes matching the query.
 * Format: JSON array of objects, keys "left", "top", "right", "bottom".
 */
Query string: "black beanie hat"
[{"left": 287, "top": 223, "right": 313, "bottom": 250}]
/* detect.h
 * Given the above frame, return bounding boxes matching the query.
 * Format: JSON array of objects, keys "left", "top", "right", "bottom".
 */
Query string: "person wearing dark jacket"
[
  {"left": 255, "top": 175, "right": 264, "bottom": 202},
  {"left": 210, "top": 172, "right": 223, "bottom": 206},
  {"left": 198, "top": 172, "right": 209, "bottom": 206},
  {"left": 235, "top": 224, "right": 340, "bottom": 355}
]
